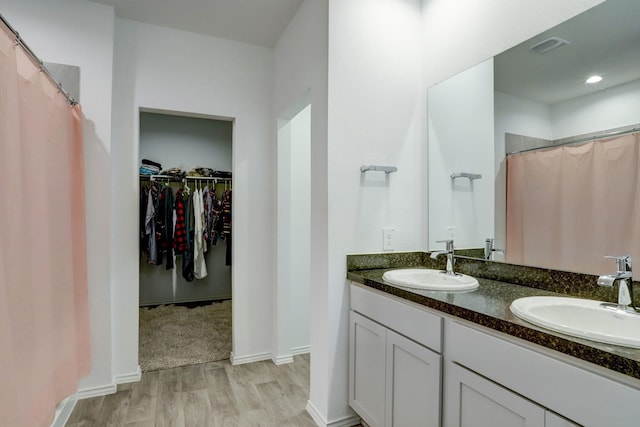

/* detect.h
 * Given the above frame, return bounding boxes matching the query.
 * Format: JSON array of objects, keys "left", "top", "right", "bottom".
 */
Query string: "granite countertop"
[{"left": 347, "top": 252, "right": 640, "bottom": 381}]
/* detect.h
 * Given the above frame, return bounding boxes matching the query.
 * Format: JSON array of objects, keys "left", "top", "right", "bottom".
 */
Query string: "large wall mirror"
[{"left": 428, "top": 0, "right": 640, "bottom": 275}]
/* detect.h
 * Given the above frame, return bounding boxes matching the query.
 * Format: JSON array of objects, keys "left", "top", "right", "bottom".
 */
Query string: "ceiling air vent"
[{"left": 529, "top": 37, "right": 570, "bottom": 54}]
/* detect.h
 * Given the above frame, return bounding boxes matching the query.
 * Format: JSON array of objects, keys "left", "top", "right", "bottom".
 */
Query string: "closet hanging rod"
[
  {"left": 140, "top": 174, "right": 231, "bottom": 182},
  {"left": 184, "top": 175, "right": 232, "bottom": 181},
  {"left": 0, "top": 12, "right": 77, "bottom": 105}
]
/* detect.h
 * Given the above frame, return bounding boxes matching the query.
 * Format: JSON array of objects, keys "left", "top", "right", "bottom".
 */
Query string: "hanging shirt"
[
  {"left": 173, "top": 189, "right": 188, "bottom": 253},
  {"left": 193, "top": 188, "right": 208, "bottom": 279}
]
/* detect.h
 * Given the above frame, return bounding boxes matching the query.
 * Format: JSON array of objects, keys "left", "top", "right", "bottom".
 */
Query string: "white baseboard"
[
  {"left": 272, "top": 345, "right": 310, "bottom": 365},
  {"left": 230, "top": 351, "right": 272, "bottom": 365},
  {"left": 291, "top": 345, "right": 310, "bottom": 355},
  {"left": 77, "top": 366, "right": 142, "bottom": 400},
  {"left": 328, "top": 414, "right": 362, "bottom": 427},
  {"left": 272, "top": 354, "right": 294, "bottom": 365},
  {"left": 306, "top": 400, "right": 361, "bottom": 427},
  {"left": 306, "top": 400, "right": 326, "bottom": 426},
  {"left": 50, "top": 394, "right": 77, "bottom": 427},
  {"left": 114, "top": 366, "right": 142, "bottom": 384},
  {"left": 77, "top": 383, "right": 117, "bottom": 399}
]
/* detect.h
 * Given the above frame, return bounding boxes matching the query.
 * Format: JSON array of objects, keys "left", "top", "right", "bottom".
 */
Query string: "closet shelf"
[{"left": 140, "top": 174, "right": 232, "bottom": 183}]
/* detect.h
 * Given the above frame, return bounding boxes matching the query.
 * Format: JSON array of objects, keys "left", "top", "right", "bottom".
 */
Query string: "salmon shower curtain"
[
  {"left": 0, "top": 21, "right": 90, "bottom": 427},
  {"left": 506, "top": 133, "right": 640, "bottom": 277}
]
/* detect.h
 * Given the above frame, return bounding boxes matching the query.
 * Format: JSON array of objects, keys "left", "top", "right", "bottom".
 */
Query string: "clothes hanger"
[{"left": 184, "top": 179, "right": 191, "bottom": 196}]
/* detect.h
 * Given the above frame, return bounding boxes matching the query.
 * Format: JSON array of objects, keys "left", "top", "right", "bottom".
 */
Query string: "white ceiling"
[
  {"left": 494, "top": 0, "right": 640, "bottom": 105},
  {"left": 88, "top": 0, "right": 303, "bottom": 47}
]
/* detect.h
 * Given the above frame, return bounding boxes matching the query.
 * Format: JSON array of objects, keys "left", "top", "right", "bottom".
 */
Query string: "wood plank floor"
[{"left": 67, "top": 354, "right": 353, "bottom": 427}]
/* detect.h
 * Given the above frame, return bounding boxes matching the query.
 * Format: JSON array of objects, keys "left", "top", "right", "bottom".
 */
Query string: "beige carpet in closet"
[{"left": 139, "top": 300, "right": 232, "bottom": 371}]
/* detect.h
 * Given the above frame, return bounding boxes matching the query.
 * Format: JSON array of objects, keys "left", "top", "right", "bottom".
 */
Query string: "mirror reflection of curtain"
[
  {"left": 506, "top": 133, "right": 640, "bottom": 276},
  {"left": 0, "top": 21, "right": 90, "bottom": 426}
]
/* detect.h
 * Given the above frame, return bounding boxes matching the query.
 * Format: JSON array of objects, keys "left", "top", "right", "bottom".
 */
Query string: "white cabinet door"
[
  {"left": 349, "top": 311, "right": 387, "bottom": 427},
  {"left": 545, "top": 411, "right": 580, "bottom": 427},
  {"left": 445, "top": 362, "right": 545, "bottom": 427},
  {"left": 385, "top": 330, "right": 441, "bottom": 427}
]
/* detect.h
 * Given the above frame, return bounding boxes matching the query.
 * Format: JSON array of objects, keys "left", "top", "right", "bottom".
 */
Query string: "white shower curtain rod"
[
  {"left": 510, "top": 126, "right": 640, "bottom": 156},
  {"left": 0, "top": 13, "right": 77, "bottom": 105}
]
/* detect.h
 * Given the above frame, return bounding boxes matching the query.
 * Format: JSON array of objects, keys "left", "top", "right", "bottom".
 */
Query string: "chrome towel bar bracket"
[
  {"left": 450, "top": 172, "right": 482, "bottom": 181},
  {"left": 360, "top": 165, "right": 398, "bottom": 174}
]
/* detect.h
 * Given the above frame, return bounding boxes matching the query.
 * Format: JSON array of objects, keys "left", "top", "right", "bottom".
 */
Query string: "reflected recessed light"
[{"left": 586, "top": 75, "right": 603, "bottom": 84}]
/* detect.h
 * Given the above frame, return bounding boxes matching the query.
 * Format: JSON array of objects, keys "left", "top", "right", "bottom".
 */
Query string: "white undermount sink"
[
  {"left": 510, "top": 296, "right": 640, "bottom": 348},
  {"left": 382, "top": 268, "right": 479, "bottom": 291}
]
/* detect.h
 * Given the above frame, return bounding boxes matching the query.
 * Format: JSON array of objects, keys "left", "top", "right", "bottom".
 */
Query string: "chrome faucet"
[
  {"left": 597, "top": 255, "right": 636, "bottom": 313},
  {"left": 484, "top": 238, "right": 505, "bottom": 260},
  {"left": 431, "top": 239, "right": 456, "bottom": 276}
]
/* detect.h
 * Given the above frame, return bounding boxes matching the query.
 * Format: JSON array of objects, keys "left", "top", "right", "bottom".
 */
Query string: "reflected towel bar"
[
  {"left": 451, "top": 172, "right": 482, "bottom": 181},
  {"left": 360, "top": 165, "right": 398, "bottom": 174}
]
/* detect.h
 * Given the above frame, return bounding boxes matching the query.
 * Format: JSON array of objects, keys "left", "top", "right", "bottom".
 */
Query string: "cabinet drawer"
[{"left": 351, "top": 283, "right": 442, "bottom": 353}]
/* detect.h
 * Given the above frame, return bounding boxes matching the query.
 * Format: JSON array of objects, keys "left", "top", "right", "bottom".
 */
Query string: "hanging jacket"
[
  {"left": 145, "top": 183, "right": 159, "bottom": 264},
  {"left": 155, "top": 186, "right": 175, "bottom": 270},
  {"left": 182, "top": 192, "right": 195, "bottom": 282}
]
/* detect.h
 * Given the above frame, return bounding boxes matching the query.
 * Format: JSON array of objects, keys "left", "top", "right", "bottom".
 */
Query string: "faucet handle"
[
  {"left": 436, "top": 239, "right": 454, "bottom": 251},
  {"left": 605, "top": 255, "right": 632, "bottom": 272}
]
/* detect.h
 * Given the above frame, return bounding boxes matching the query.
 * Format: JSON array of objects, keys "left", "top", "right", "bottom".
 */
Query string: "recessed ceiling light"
[{"left": 586, "top": 75, "right": 603, "bottom": 84}]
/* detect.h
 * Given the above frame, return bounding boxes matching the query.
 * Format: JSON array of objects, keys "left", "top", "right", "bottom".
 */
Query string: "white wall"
[
  {"left": 495, "top": 91, "right": 553, "bottom": 142},
  {"left": 276, "top": 104, "right": 311, "bottom": 362},
  {"left": 111, "top": 17, "right": 275, "bottom": 378},
  {"left": 139, "top": 112, "right": 232, "bottom": 171},
  {"left": 276, "top": 118, "right": 293, "bottom": 362},
  {"left": 272, "top": 0, "right": 331, "bottom": 423},
  {"left": 494, "top": 79, "right": 640, "bottom": 143},
  {"left": 552, "top": 78, "right": 640, "bottom": 139},
  {"left": 327, "top": 0, "right": 425, "bottom": 424},
  {"left": 289, "top": 105, "right": 311, "bottom": 352},
  {"left": 0, "top": 0, "right": 116, "bottom": 393},
  {"left": 428, "top": 59, "right": 494, "bottom": 250}
]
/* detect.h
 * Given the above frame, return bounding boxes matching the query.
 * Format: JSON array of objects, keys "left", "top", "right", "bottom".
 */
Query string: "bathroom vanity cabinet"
[
  {"left": 349, "top": 282, "right": 640, "bottom": 427},
  {"left": 350, "top": 284, "right": 442, "bottom": 427}
]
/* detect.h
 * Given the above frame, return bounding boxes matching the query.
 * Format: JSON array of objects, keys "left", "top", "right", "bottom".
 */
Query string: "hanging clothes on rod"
[
  {"left": 139, "top": 170, "right": 233, "bottom": 279},
  {"left": 221, "top": 189, "right": 232, "bottom": 266}
]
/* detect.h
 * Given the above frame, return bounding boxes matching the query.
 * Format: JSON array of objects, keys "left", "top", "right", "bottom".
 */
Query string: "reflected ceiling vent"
[{"left": 529, "top": 37, "right": 570, "bottom": 54}]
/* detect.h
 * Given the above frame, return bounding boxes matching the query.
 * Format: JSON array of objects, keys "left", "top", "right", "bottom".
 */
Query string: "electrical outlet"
[{"left": 383, "top": 227, "right": 395, "bottom": 251}]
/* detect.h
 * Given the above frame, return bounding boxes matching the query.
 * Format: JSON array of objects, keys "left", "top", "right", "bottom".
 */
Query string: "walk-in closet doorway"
[{"left": 137, "top": 110, "right": 234, "bottom": 372}]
